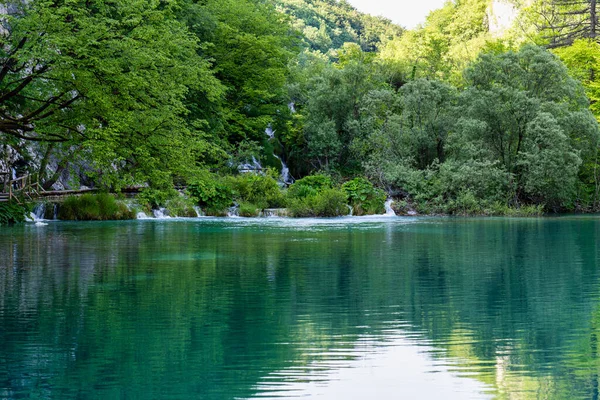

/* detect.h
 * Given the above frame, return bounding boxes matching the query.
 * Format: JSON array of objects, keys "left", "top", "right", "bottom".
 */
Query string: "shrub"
[
  {"left": 288, "top": 188, "right": 348, "bottom": 217},
  {"left": 0, "top": 202, "right": 29, "bottom": 225},
  {"left": 226, "top": 170, "right": 285, "bottom": 209},
  {"left": 342, "top": 177, "right": 386, "bottom": 215},
  {"left": 287, "top": 174, "right": 333, "bottom": 199},
  {"left": 239, "top": 202, "right": 260, "bottom": 217},
  {"left": 137, "top": 188, "right": 179, "bottom": 210},
  {"left": 165, "top": 196, "right": 198, "bottom": 217},
  {"left": 188, "top": 175, "right": 233, "bottom": 215},
  {"left": 58, "top": 194, "right": 135, "bottom": 221}
]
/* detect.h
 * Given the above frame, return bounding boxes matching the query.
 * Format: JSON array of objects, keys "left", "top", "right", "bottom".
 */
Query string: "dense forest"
[{"left": 1, "top": 0, "right": 600, "bottom": 220}]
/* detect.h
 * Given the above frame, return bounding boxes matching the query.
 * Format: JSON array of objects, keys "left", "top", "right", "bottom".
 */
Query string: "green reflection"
[{"left": 0, "top": 217, "right": 599, "bottom": 399}]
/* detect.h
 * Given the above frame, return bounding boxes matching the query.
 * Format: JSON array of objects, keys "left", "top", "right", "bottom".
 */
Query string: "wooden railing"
[{"left": 0, "top": 173, "right": 44, "bottom": 203}]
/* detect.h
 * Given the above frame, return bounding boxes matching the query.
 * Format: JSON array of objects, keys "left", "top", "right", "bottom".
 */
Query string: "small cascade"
[
  {"left": 29, "top": 203, "right": 46, "bottom": 222},
  {"left": 227, "top": 205, "right": 240, "bottom": 217},
  {"left": 264, "top": 124, "right": 294, "bottom": 185},
  {"left": 261, "top": 208, "right": 289, "bottom": 218},
  {"left": 152, "top": 208, "right": 171, "bottom": 219},
  {"left": 273, "top": 154, "right": 293, "bottom": 185},
  {"left": 193, "top": 206, "right": 204, "bottom": 217},
  {"left": 347, "top": 205, "right": 353, "bottom": 216},
  {"left": 238, "top": 156, "right": 262, "bottom": 173},
  {"left": 288, "top": 102, "right": 296, "bottom": 113},
  {"left": 265, "top": 125, "right": 275, "bottom": 139},
  {"left": 384, "top": 199, "right": 396, "bottom": 217},
  {"left": 53, "top": 204, "right": 58, "bottom": 220},
  {"left": 11, "top": 167, "right": 16, "bottom": 180},
  {"left": 136, "top": 211, "right": 151, "bottom": 219}
]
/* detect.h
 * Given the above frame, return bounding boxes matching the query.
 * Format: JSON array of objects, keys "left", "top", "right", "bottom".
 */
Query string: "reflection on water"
[{"left": 1, "top": 217, "right": 600, "bottom": 399}]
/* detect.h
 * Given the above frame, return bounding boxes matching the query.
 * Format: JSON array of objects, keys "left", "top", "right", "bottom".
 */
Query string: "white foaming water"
[
  {"left": 264, "top": 123, "right": 293, "bottom": 185},
  {"left": 152, "top": 208, "right": 171, "bottom": 219},
  {"left": 347, "top": 205, "right": 353, "bottom": 216},
  {"left": 273, "top": 154, "right": 293, "bottom": 185},
  {"left": 193, "top": 206, "right": 203, "bottom": 217},
  {"left": 227, "top": 206, "right": 240, "bottom": 218},
  {"left": 384, "top": 199, "right": 396, "bottom": 217},
  {"left": 28, "top": 203, "right": 46, "bottom": 222},
  {"left": 136, "top": 211, "right": 151, "bottom": 220},
  {"left": 265, "top": 125, "right": 275, "bottom": 139},
  {"left": 238, "top": 156, "right": 263, "bottom": 173}
]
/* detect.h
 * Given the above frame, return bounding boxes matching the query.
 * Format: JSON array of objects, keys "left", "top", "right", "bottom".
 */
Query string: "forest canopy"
[{"left": 1, "top": 0, "right": 600, "bottom": 215}]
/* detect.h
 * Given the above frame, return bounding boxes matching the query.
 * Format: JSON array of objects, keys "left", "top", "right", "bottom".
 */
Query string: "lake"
[{"left": 1, "top": 216, "right": 600, "bottom": 399}]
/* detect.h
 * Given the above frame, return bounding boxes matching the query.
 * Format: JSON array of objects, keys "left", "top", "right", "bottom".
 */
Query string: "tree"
[
  {"left": 0, "top": 0, "right": 222, "bottom": 189},
  {"left": 540, "top": 0, "right": 600, "bottom": 48},
  {"left": 179, "top": 0, "right": 298, "bottom": 149},
  {"left": 302, "top": 43, "right": 382, "bottom": 171},
  {"left": 456, "top": 45, "right": 598, "bottom": 207}
]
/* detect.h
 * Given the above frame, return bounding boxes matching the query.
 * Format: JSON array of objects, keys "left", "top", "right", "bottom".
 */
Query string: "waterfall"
[
  {"left": 384, "top": 199, "right": 396, "bottom": 217},
  {"left": 238, "top": 156, "right": 262, "bottom": 173},
  {"left": 152, "top": 208, "right": 171, "bottom": 219},
  {"left": 262, "top": 208, "right": 289, "bottom": 218},
  {"left": 28, "top": 203, "right": 46, "bottom": 222},
  {"left": 265, "top": 125, "right": 275, "bottom": 139},
  {"left": 11, "top": 167, "right": 16, "bottom": 180},
  {"left": 273, "top": 154, "right": 293, "bottom": 185},
  {"left": 347, "top": 205, "right": 353, "bottom": 216},
  {"left": 53, "top": 204, "right": 58, "bottom": 220},
  {"left": 264, "top": 126, "right": 293, "bottom": 185},
  {"left": 136, "top": 211, "right": 151, "bottom": 219},
  {"left": 227, "top": 205, "right": 240, "bottom": 217},
  {"left": 193, "top": 206, "right": 203, "bottom": 217}
]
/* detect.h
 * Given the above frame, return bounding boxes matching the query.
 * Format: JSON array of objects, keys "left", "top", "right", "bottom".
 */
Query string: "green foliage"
[
  {"left": 342, "top": 177, "right": 386, "bottom": 215},
  {"left": 287, "top": 188, "right": 348, "bottom": 217},
  {"left": 187, "top": 176, "right": 234, "bottom": 216},
  {"left": 180, "top": 0, "right": 297, "bottom": 150},
  {"left": 366, "top": 45, "right": 599, "bottom": 213},
  {"left": 58, "top": 194, "right": 134, "bottom": 221},
  {"left": 165, "top": 197, "right": 198, "bottom": 218},
  {"left": 137, "top": 188, "right": 179, "bottom": 210},
  {"left": 273, "top": 0, "right": 402, "bottom": 54},
  {"left": 555, "top": 39, "right": 600, "bottom": 120},
  {"left": 378, "top": 0, "right": 491, "bottom": 83},
  {"left": 226, "top": 170, "right": 286, "bottom": 209},
  {"left": 1, "top": 0, "right": 223, "bottom": 190},
  {"left": 238, "top": 202, "right": 261, "bottom": 217},
  {"left": 0, "top": 202, "right": 29, "bottom": 225},
  {"left": 286, "top": 173, "right": 347, "bottom": 217},
  {"left": 287, "top": 174, "right": 333, "bottom": 198}
]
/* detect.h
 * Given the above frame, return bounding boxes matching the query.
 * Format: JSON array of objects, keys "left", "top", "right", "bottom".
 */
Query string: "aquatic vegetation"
[{"left": 58, "top": 194, "right": 134, "bottom": 221}]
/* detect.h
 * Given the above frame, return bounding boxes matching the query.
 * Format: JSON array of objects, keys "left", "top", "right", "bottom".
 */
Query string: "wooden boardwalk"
[{"left": 0, "top": 174, "right": 96, "bottom": 203}]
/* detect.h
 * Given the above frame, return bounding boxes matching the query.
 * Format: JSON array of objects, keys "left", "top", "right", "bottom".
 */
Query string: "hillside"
[{"left": 272, "top": 0, "right": 403, "bottom": 53}]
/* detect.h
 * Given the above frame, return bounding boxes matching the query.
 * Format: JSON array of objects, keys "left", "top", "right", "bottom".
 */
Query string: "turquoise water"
[{"left": 1, "top": 216, "right": 600, "bottom": 399}]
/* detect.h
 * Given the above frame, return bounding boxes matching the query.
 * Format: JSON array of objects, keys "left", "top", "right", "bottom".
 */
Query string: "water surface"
[{"left": 1, "top": 216, "right": 600, "bottom": 399}]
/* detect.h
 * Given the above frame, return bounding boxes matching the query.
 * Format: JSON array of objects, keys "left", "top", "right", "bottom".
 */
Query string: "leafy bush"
[
  {"left": 137, "top": 188, "right": 179, "bottom": 210},
  {"left": 226, "top": 170, "right": 285, "bottom": 209},
  {"left": 342, "top": 177, "right": 386, "bottom": 215},
  {"left": 0, "top": 202, "right": 29, "bottom": 225},
  {"left": 287, "top": 174, "right": 333, "bottom": 199},
  {"left": 165, "top": 196, "right": 198, "bottom": 217},
  {"left": 239, "top": 202, "right": 260, "bottom": 217},
  {"left": 188, "top": 175, "right": 234, "bottom": 215},
  {"left": 58, "top": 194, "right": 134, "bottom": 221},
  {"left": 288, "top": 188, "right": 348, "bottom": 217}
]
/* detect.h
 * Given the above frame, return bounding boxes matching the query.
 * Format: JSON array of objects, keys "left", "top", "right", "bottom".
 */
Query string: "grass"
[{"left": 58, "top": 194, "right": 135, "bottom": 221}]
